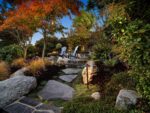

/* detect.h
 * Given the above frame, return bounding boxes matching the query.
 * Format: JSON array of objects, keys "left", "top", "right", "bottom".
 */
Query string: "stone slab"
[
  {"left": 62, "top": 68, "right": 81, "bottom": 74},
  {"left": 59, "top": 75, "right": 78, "bottom": 82},
  {"left": 33, "top": 110, "right": 54, "bottom": 113},
  {"left": 19, "top": 97, "right": 41, "bottom": 107},
  {"left": 36, "top": 104, "right": 61, "bottom": 113},
  {"left": 38, "top": 80, "right": 74, "bottom": 100},
  {"left": 4, "top": 103, "right": 34, "bottom": 113}
]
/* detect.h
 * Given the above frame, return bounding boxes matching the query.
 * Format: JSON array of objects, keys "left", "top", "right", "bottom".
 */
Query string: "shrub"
[
  {"left": 104, "top": 59, "right": 118, "bottom": 67},
  {"left": 105, "top": 72, "right": 136, "bottom": 96},
  {"left": 27, "top": 58, "right": 45, "bottom": 76},
  {"left": 91, "top": 42, "right": 111, "bottom": 60},
  {"left": 56, "top": 43, "right": 62, "bottom": 50},
  {"left": 90, "top": 31, "right": 112, "bottom": 61},
  {"left": 11, "top": 58, "right": 27, "bottom": 69},
  {"left": 63, "top": 97, "right": 125, "bottom": 113},
  {"left": 0, "top": 61, "right": 10, "bottom": 80},
  {"left": 44, "top": 58, "right": 53, "bottom": 66},
  {"left": 0, "top": 44, "right": 23, "bottom": 62},
  {"left": 109, "top": 10, "right": 150, "bottom": 101},
  {"left": 27, "top": 45, "right": 37, "bottom": 58},
  {"left": 129, "top": 67, "right": 150, "bottom": 102}
]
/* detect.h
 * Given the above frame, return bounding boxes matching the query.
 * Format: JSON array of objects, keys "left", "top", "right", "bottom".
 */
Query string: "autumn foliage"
[
  {"left": 0, "top": 0, "right": 81, "bottom": 59},
  {"left": 0, "top": 0, "right": 80, "bottom": 34}
]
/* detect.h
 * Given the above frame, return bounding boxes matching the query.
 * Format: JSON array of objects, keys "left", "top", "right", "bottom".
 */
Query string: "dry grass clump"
[
  {"left": 28, "top": 58, "right": 45, "bottom": 76},
  {"left": 44, "top": 58, "right": 54, "bottom": 66},
  {"left": 0, "top": 61, "right": 10, "bottom": 80},
  {"left": 11, "top": 58, "right": 27, "bottom": 68}
]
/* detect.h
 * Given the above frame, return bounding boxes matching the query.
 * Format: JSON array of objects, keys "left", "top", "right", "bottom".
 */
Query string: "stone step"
[
  {"left": 62, "top": 68, "right": 81, "bottom": 75},
  {"left": 38, "top": 80, "right": 75, "bottom": 101},
  {"left": 19, "top": 97, "right": 41, "bottom": 107},
  {"left": 3, "top": 97, "right": 61, "bottom": 113},
  {"left": 59, "top": 75, "right": 78, "bottom": 83},
  {"left": 4, "top": 102, "right": 34, "bottom": 113}
]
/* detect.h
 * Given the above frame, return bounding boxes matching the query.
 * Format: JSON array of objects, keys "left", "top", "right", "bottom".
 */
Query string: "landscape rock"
[
  {"left": 62, "top": 68, "right": 81, "bottom": 74},
  {"left": 33, "top": 110, "right": 55, "bottom": 113},
  {"left": 38, "top": 80, "right": 74, "bottom": 100},
  {"left": 0, "top": 75, "right": 37, "bottom": 108},
  {"left": 11, "top": 67, "right": 28, "bottom": 77},
  {"left": 4, "top": 102, "right": 34, "bottom": 113},
  {"left": 59, "top": 75, "right": 78, "bottom": 82},
  {"left": 3, "top": 96, "right": 60, "bottom": 113},
  {"left": 47, "top": 56, "right": 57, "bottom": 64},
  {"left": 36, "top": 104, "right": 61, "bottom": 113},
  {"left": 91, "top": 92, "right": 101, "bottom": 100},
  {"left": 19, "top": 97, "right": 41, "bottom": 107},
  {"left": 82, "top": 60, "right": 98, "bottom": 84},
  {"left": 57, "top": 57, "right": 70, "bottom": 65},
  {"left": 115, "top": 89, "right": 140, "bottom": 110}
]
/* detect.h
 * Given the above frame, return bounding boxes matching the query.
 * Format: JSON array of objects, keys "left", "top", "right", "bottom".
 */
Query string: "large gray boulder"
[
  {"left": 0, "top": 75, "right": 37, "bottom": 108},
  {"left": 38, "top": 80, "right": 74, "bottom": 100},
  {"left": 115, "top": 89, "right": 140, "bottom": 110},
  {"left": 11, "top": 67, "right": 28, "bottom": 77}
]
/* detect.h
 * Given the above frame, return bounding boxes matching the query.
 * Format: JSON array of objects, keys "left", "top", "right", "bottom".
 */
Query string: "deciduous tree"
[
  {"left": 0, "top": 0, "right": 82, "bottom": 59},
  {"left": 72, "top": 11, "right": 96, "bottom": 51}
]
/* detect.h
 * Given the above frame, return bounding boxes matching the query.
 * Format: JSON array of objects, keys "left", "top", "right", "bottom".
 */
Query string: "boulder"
[
  {"left": 59, "top": 75, "right": 78, "bottom": 82},
  {"left": 0, "top": 75, "right": 37, "bottom": 108},
  {"left": 115, "top": 89, "right": 140, "bottom": 110},
  {"left": 57, "top": 57, "right": 70, "bottom": 65},
  {"left": 11, "top": 67, "right": 28, "bottom": 77},
  {"left": 82, "top": 60, "right": 98, "bottom": 84},
  {"left": 91, "top": 92, "right": 101, "bottom": 100},
  {"left": 62, "top": 68, "right": 81, "bottom": 74},
  {"left": 38, "top": 80, "right": 74, "bottom": 100}
]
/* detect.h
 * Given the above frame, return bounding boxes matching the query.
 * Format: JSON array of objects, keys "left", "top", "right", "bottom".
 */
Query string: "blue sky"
[{"left": 31, "top": 0, "right": 88, "bottom": 44}]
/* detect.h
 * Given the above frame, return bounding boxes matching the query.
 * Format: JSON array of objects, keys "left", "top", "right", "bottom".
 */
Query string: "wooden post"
[{"left": 86, "top": 64, "right": 89, "bottom": 89}]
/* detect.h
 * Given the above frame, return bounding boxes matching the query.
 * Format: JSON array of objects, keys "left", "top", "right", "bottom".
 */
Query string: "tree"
[
  {"left": 0, "top": 31, "right": 18, "bottom": 47},
  {"left": 72, "top": 11, "right": 96, "bottom": 51},
  {"left": 33, "top": 0, "right": 82, "bottom": 59},
  {"left": 35, "top": 37, "right": 58, "bottom": 56},
  {"left": 0, "top": 0, "right": 82, "bottom": 59},
  {"left": 0, "top": 0, "right": 19, "bottom": 47},
  {"left": 58, "top": 38, "right": 67, "bottom": 47},
  {"left": 67, "top": 27, "right": 83, "bottom": 51},
  {"left": 0, "top": 0, "right": 38, "bottom": 59}
]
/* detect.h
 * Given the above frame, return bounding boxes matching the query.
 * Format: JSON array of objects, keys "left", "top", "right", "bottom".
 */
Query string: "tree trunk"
[
  {"left": 42, "top": 33, "right": 46, "bottom": 59},
  {"left": 24, "top": 47, "right": 28, "bottom": 59}
]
